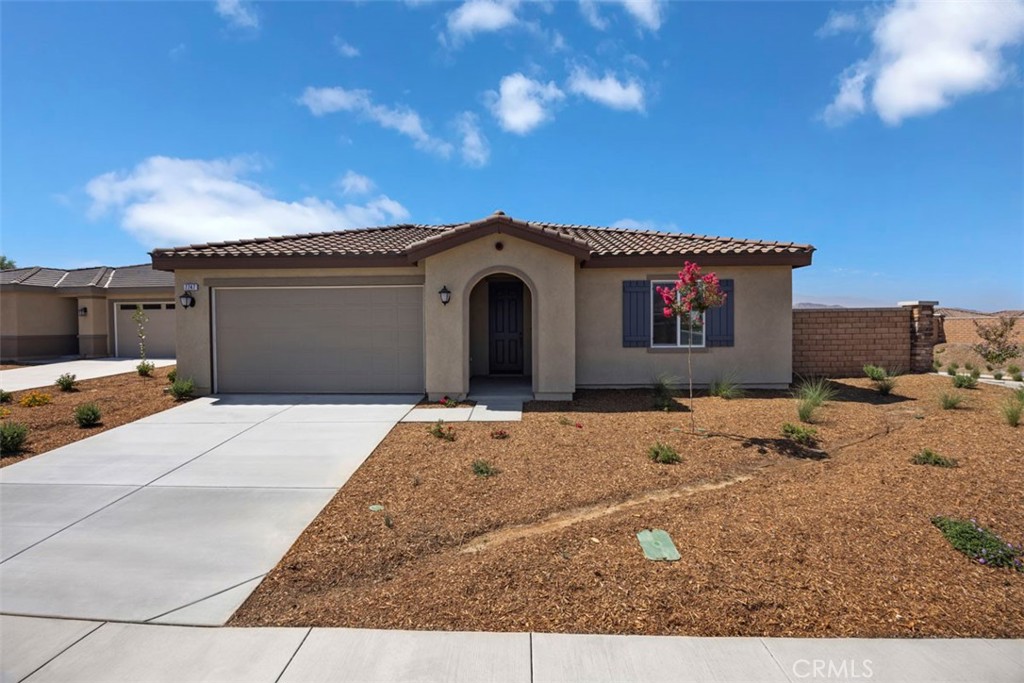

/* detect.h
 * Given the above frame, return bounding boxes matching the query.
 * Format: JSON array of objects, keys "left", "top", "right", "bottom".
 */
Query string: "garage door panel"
[
  {"left": 114, "top": 303, "right": 176, "bottom": 358},
  {"left": 215, "top": 287, "right": 424, "bottom": 394}
]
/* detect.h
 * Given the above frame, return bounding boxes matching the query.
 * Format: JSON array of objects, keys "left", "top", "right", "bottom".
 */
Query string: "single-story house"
[
  {"left": 0, "top": 264, "right": 176, "bottom": 361},
  {"left": 151, "top": 211, "right": 814, "bottom": 399}
]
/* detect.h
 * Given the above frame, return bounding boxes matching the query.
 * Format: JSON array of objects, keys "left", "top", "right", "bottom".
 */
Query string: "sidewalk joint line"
[
  {"left": 16, "top": 619, "right": 105, "bottom": 683},
  {"left": 274, "top": 627, "right": 313, "bottom": 683}
]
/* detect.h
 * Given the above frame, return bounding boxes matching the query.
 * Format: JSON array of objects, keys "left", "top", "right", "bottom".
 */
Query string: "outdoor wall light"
[
  {"left": 78, "top": 307, "right": 88, "bottom": 317},
  {"left": 438, "top": 286, "right": 452, "bottom": 306},
  {"left": 179, "top": 292, "right": 196, "bottom": 309}
]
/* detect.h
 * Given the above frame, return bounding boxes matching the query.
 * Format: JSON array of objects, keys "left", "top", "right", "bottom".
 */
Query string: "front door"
[{"left": 489, "top": 281, "right": 524, "bottom": 374}]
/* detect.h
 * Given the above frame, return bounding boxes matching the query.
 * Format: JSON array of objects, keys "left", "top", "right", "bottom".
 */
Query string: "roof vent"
[{"left": 492, "top": 210, "right": 506, "bottom": 216}]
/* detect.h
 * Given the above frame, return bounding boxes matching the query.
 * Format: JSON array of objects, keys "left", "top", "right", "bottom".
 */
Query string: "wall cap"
[{"left": 898, "top": 301, "right": 939, "bottom": 307}]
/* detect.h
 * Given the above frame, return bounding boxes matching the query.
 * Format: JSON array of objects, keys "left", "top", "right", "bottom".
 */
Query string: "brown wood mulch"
[
  {"left": 0, "top": 366, "right": 179, "bottom": 467},
  {"left": 231, "top": 375, "right": 1024, "bottom": 638}
]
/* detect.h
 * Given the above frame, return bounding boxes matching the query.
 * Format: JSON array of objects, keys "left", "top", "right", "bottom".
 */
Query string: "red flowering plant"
[{"left": 656, "top": 261, "right": 727, "bottom": 433}]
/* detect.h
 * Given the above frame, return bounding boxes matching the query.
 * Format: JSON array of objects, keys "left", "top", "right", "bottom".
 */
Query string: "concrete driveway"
[
  {"left": 0, "top": 394, "right": 418, "bottom": 625},
  {"left": 0, "top": 358, "right": 176, "bottom": 392}
]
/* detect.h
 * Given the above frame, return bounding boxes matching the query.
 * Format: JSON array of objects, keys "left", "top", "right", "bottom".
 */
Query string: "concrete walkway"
[
  {"left": 0, "top": 358, "right": 176, "bottom": 392},
  {"left": 0, "top": 394, "right": 419, "bottom": 625},
  {"left": 2, "top": 615, "right": 1020, "bottom": 683}
]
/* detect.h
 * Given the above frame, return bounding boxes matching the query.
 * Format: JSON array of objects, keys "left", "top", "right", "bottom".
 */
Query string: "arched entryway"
[{"left": 468, "top": 273, "right": 533, "bottom": 392}]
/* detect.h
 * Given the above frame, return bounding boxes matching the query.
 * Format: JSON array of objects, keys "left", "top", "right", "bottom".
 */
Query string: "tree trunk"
[{"left": 687, "top": 343, "right": 695, "bottom": 434}]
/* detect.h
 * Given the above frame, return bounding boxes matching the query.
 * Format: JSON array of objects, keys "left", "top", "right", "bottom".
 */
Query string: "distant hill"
[
  {"left": 794, "top": 302, "right": 845, "bottom": 309},
  {"left": 937, "top": 307, "right": 1024, "bottom": 319}
]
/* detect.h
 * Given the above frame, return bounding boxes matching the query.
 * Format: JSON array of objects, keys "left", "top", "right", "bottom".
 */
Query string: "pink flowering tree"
[{"left": 656, "top": 262, "right": 727, "bottom": 433}]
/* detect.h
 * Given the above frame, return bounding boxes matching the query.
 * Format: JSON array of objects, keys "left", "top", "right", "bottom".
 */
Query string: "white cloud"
[
  {"left": 455, "top": 112, "right": 490, "bottom": 167},
  {"left": 214, "top": 0, "right": 260, "bottom": 30},
  {"left": 579, "top": 0, "right": 609, "bottom": 30},
  {"left": 168, "top": 43, "right": 187, "bottom": 60},
  {"left": 816, "top": 10, "right": 861, "bottom": 38},
  {"left": 86, "top": 156, "right": 410, "bottom": 247},
  {"left": 567, "top": 67, "right": 645, "bottom": 112},
  {"left": 486, "top": 73, "right": 565, "bottom": 134},
  {"left": 578, "top": 0, "right": 664, "bottom": 32},
  {"left": 298, "top": 86, "right": 453, "bottom": 157},
  {"left": 333, "top": 36, "right": 360, "bottom": 58},
  {"left": 823, "top": 0, "right": 1024, "bottom": 126},
  {"left": 337, "top": 170, "right": 376, "bottom": 196},
  {"left": 447, "top": 0, "right": 520, "bottom": 42}
]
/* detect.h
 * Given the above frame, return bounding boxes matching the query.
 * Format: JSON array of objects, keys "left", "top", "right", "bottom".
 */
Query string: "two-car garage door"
[{"left": 213, "top": 286, "right": 424, "bottom": 394}]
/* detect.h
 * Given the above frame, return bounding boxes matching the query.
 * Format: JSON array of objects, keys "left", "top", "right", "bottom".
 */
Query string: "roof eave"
[
  {"left": 404, "top": 216, "right": 592, "bottom": 262},
  {"left": 581, "top": 252, "right": 814, "bottom": 269},
  {"left": 151, "top": 253, "right": 413, "bottom": 272}
]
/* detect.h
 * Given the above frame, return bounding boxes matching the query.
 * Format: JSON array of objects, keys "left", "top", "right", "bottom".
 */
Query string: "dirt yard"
[
  {"left": 1, "top": 366, "right": 179, "bottom": 466},
  {"left": 232, "top": 374, "right": 1024, "bottom": 638},
  {"left": 934, "top": 343, "right": 1022, "bottom": 374}
]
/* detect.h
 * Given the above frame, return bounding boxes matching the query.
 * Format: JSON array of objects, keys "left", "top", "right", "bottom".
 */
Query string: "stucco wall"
[
  {"left": 0, "top": 291, "right": 79, "bottom": 360},
  {"left": 575, "top": 266, "right": 793, "bottom": 388},
  {"left": 423, "top": 233, "right": 575, "bottom": 400},
  {"left": 172, "top": 266, "right": 424, "bottom": 394}
]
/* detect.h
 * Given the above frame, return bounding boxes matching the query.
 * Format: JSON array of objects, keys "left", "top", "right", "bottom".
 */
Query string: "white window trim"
[{"left": 650, "top": 281, "right": 706, "bottom": 349}]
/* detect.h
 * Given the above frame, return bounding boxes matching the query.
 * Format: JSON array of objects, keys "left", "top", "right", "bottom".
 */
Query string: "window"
[{"left": 651, "top": 282, "right": 705, "bottom": 348}]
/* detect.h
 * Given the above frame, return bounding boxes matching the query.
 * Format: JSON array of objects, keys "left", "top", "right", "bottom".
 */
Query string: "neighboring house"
[
  {"left": 0, "top": 264, "right": 176, "bottom": 361},
  {"left": 151, "top": 211, "right": 814, "bottom": 399}
]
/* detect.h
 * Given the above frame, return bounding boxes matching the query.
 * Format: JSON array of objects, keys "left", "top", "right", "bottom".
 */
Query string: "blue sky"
[{"left": 2, "top": 0, "right": 1022, "bottom": 309}]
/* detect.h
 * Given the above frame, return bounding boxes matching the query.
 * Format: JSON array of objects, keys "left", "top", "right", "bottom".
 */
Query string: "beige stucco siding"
[
  {"left": 423, "top": 233, "right": 575, "bottom": 400},
  {"left": 0, "top": 291, "right": 79, "bottom": 359},
  {"left": 575, "top": 266, "right": 793, "bottom": 388}
]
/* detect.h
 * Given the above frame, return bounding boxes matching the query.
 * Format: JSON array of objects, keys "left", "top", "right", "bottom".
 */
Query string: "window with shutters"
[{"left": 650, "top": 282, "right": 705, "bottom": 348}]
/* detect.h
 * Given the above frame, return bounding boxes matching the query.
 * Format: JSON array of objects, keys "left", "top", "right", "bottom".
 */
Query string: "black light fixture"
[
  {"left": 78, "top": 307, "right": 88, "bottom": 317},
  {"left": 179, "top": 292, "right": 196, "bottom": 309},
  {"left": 438, "top": 286, "right": 452, "bottom": 306}
]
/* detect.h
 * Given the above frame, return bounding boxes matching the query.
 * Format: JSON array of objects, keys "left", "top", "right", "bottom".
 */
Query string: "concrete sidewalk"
[
  {"left": 0, "top": 358, "right": 176, "bottom": 392},
  {"left": 2, "top": 616, "right": 1020, "bottom": 683}
]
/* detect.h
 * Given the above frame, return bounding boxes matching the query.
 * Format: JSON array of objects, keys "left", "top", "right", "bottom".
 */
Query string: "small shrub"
[
  {"left": 557, "top": 416, "right": 573, "bottom": 426},
  {"left": 963, "top": 363, "right": 975, "bottom": 372},
  {"left": 932, "top": 359, "right": 941, "bottom": 372},
  {"left": 472, "top": 459, "right": 500, "bottom": 477},
  {"left": 939, "top": 392, "right": 963, "bottom": 410},
  {"left": 969, "top": 367, "right": 981, "bottom": 380},
  {"left": 1012, "top": 372, "right": 1023, "bottom": 382},
  {"left": 1002, "top": 399, "right": 1022, "bottom": 427},
  {"left": 137, "top": 360, "right": 155, "bottom": 377},
  {"left": 911, "top": 448, "right": 957, "bottom": 468},
  {"left": 1014, "top": 388, "right": 1024, "bottom": 403},
  {"left": 490, "top": 429, "right": 509, "bottom": 440},
  {"left": 169, "top": 377, "right": 195, "bottom": 401},
  {"left": 863, "top": 364, "right": 886, "bottom": 381},
  {"left": 952, "top": 374, "right": 977, "bottom": 389},
  {"left": 652, "top": 374, "right": 676, "bottom": 410},
  {"left": 946, "top": 363, "right": 959, "bottom": 375},
  {"left": 993, "top": 371, "right": 1004, "bottom": 380},
  {"left": 972, "top": 316, "right": 1023, "bottom": 367},
  {"left": 438, "top": 395, "right": 459, "bottom": 408},
  {"left": 55, "top": 373, "right": 77, "bottom": 392},
  {"left": 708, "top": 375, "right": 745, "bottom": 399},
  {"left": 1008, "top": 364, "right": 1022, "bottom": 375},
  {"left": 167, "top": 368, "right": 177, "bottom": 383},
  {"left": 74, "top": 402, "right": 102, "bottom": 428},
  {"left": 796, "top": 399, "right": 817, "bottom": 424},
  {"left": 781, "top": 422, "right": 817, "bottom": 446},
  {"left": 429, "top": 420, "right": 456, "bottom": 441},
  {"left": 985, "top": 364, "right": 994, "bottom": 372},
  {"left": 865, "top": 365, "right": 899, "bottom": 395},
  {"left": 0, "top": 421, "right": 28, "bottom": 454},
  {"left": 795, "top": 376, "right": 837, "bottom": 407},
  {"left": 19, "top": 391, "right": 51, "bottom": 408},
  {"left": 931, "top": 516, "right": 1023, "bottom": 571},
  {"left": 647, "top": 442, "right": 681, "bottom": 464},
  {"left": 0, "top": 389, "right": 12, "bottom": 404}
]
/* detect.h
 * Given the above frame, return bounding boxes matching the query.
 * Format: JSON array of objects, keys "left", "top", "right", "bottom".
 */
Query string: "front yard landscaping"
[
  {"left": 0, "top": 365, "right": 178, "bottom": 466},
  {"left": 232, "top": 374, "right": 1024, "bottom": 638}
]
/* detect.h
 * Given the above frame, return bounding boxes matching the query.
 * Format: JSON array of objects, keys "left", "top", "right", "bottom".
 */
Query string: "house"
[
  {"left": 0, "top": 264, "right": 176, "bottom": 362},
  {"left": 151, "top": 211, "right": 814, "bottom": 399}
]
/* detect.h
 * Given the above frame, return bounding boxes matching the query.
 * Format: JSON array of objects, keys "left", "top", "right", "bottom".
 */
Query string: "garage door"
[
  {"left": 214, "top": 286, "right": 424, "bottom": 393},
  {"left": 115, "top": 302, "right": 176, "bottom": 358}
]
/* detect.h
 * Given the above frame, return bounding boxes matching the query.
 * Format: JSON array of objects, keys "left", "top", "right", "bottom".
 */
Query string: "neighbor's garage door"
[
  {"left": 115, "top": 302, "right": 176, "bottom": 358},
  {"left": 214, "top": 287, "right": 424, "bottom": 393}
]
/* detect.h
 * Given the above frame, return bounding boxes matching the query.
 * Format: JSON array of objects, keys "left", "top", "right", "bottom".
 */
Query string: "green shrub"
[
  {"left": 74, "top": 402, "right": 102, "bottom": 428},
  {"left": 137, "top": 360, "right": 155, "bottom": 377},
  {"left": 970, "top": 367, "right": 981, "bottom": 380},
  {"left": 946, "top": 362, "right": 960, "bottom": 375},
  {"left": 708, "top": 375, "right": 744, "bottom": 399},
  {"left": 0, "top": 389, "right": 12, "bottom": 404},
  {"left": 429, "top": 420, "right": 456, "bottom": 441},
  {"left": 1012, "top": 372, "right": 1023, "bottom": 382},
  {"left": 1008, "top": 364, "right": 1022, "bottom": 375},
  {"left": 472, "top": 459, "right": 500, "bottom": 477},
  {"left": 993, "top": 371, "right": 1004, "bottom": 381},
  {"left": 964, "top": 363, "right": 975, "bottom": 372},
  {"left": 647, "top": 442, "right": 681, "bottom": 464},
  {"left": 1002, "top": 399, "right": 1022, "bottom": 427},
  {"left": 781, "top": 422, "right": 818, "bottom": 446},
  {"left": 931, "top": 516, "right": 1023, "bottom": 571},
  {"left": 932, "top": 359, "right": 942, "bottom": 372},
  {"left": 796, "top": 399, "right": 816, "bottom": 424},
  {"left": 167, "top": 368, "right": 177, "bottom": 383},
  {"left": 169, "top": 377, "right": 195, "bottom": 401},
  {"left": 952, "top": 374, "right": 977, "bottom": 389},
  {"left": 19, "top": 391, "right": 51, "bottom": 408},
  {"left": 863, "top": 364, "right": 887, "bottom": 381},
  {"left": 865, "top": 365, "right": 899, "bottom": 395},
  {"left": 939, "top": 392, "right": 963, "bottom": 410},
  {"left": 911, "top": 448, "right": 957, "bottom": 468},
  {"left": 0, "top": 422, "right": 28, "bottom": 454},
  {"left": 795, "top": 376, "right": 837, "bottom": 407},
  {"left": 652, "top": 374, "right": 677, "bottom": 410},
  {"left": 55, "top": 373, "right": 77, "bottom": 392}
]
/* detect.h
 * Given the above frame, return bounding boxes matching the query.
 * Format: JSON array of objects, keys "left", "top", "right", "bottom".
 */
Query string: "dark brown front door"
[{"left": 489, "top": 281, "right": 524, "bottom": 374}]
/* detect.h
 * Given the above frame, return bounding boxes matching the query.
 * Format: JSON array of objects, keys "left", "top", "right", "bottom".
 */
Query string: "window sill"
[{"left": 647, "top": 346, "right": 710, "bottom": 354}]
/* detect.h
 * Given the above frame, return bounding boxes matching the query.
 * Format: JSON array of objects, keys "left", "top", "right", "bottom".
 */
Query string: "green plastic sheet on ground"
[{"left": 636, "top": 529, "right": 681, "bottom": 561}]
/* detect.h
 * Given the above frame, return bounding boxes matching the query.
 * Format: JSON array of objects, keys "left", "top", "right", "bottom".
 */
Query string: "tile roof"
[
  {"left": 0, "top": 264, "right": 173, "bottom": 290},
  {"left": 150, "top": 212, "right": 815, "bottom": 266}
]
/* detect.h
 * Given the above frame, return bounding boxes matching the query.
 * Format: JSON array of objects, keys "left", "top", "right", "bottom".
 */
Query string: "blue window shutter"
[
  {"left": 706, "top": 279, "right": 735, "bottom": 347},
  {"left": 622, "top": 280, "right": 651, "bottom": 347}
]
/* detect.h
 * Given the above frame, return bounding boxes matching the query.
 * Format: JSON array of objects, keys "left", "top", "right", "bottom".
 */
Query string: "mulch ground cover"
[
  {"left": 231, "top": 374, "right": 1024, "bottom": 638},
  {"left": 1, "top": 366, "right": 179, "bottom": 467},
  {"left": 934, "top": 343, "right": 1021, "bottom": 374}
]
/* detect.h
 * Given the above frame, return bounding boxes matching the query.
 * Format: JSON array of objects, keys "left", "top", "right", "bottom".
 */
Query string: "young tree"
[
  {"left": 0, "top": 255, "right": 16, "bottom": 270},
  {"left": 973, "top": 316, "right": 1022, "bottom": 366},
  {"left": 656, "top": 262, "right": 727, "bottom": 433},
  {"left": 132, "top": 305, "right": 148, "bottom": 360}
]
